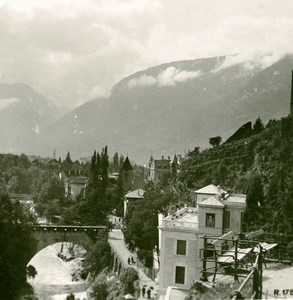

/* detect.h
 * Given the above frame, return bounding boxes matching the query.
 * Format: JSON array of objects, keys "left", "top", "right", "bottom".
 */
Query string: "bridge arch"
[
  {"left": 110, "top": 248, "right": 128, "bottom": 276},
  {"left": 30, "top": 225, "right": 107, "bottom": 255}
]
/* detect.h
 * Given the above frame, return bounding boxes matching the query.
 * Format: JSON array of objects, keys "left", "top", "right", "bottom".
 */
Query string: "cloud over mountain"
[
  {"left": 1, "top": 1, "right": 293, "bottom": 108},
  {"left": 0, "top": 97, "right": 20, "bottom": 111},
  {"left": 127, "top": 67, "right": 202, "bottom": 88}
]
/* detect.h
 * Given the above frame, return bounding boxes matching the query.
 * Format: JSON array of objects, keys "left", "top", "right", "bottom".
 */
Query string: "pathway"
[
  {"left": 108, "top": 229, "right": 159, "bottom": 299},
  {"left": 262, "top": 263, "right": 293, "bottom": 299}
]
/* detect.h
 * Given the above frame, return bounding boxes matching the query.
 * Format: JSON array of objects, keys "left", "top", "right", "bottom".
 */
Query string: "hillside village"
[
  {"left": 1, "top": 100, "right": 293, "bottom": 299},
  {"left": 2, "top": 1, "right": 293, "bottom": 299},
  {"left": 0, "top": 62, "right": 293, "bottom": 300}
]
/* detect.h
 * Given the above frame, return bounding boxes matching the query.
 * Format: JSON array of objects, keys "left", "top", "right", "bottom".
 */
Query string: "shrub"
[{"left": 120, "top": 268, "right": 139, "bottom": 294}]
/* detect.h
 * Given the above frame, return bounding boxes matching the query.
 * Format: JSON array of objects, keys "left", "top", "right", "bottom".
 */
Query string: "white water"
[{"left": 27, "top": 243, "right": 88, "bottom": 300}]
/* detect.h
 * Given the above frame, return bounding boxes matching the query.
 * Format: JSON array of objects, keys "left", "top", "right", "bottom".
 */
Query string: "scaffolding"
[{"left": 199, "top": 231, "right": 293, "bottom": 299}]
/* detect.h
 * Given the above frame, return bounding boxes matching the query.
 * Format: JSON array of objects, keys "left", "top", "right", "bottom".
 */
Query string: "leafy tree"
[
  {"left": 246, "top": 175, "right": 264, "bottom": 206},
  {"left": 82, "top": 231, "right": 111, "bottom": 276},
  {"left": 93, "top": 281, "right": 108, "bottom": 299},
  {"left": 43, "top": 199, "right": 62, "bottom": 223},
  {"left": 242, "top": 175, "right": 264, "bottom": 231},
  {"left": 18, "top": 153, "right": 31, "bottom": 168},
  {"left": 35, "top": 175, "right": 65, "bottom": 218},
  {"left": 264, "top": 169, "right": 280, "bottom": 231},
  {"left": 209, "top": 136, "right": 222, "bottom": 148},
  {"left": 124, "top": 186, "right": 178, "bottom": 265},
  {"left": 0, "top": 193, "right": 37, "bottom": 299},
  {"left": 282, "top": 176, "right": 293, "bottom": 234},
  {"left": 186, "top": 146, "right": 200, "bottom": 158},
  {"left": 120, "top": 268, "right": 139, "bottom": 294}
]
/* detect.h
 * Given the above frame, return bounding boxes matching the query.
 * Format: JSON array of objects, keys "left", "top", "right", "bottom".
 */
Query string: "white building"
[
  {"left": 158, "top": 185, "right": 246, "bottom": 298},
  {"left": 123, "top": 189, "right": 145, "bottom": 217}
]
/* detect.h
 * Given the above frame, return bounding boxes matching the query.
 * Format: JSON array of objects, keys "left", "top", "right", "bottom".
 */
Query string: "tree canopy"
[
  {"left": 0, "top": 193, "right": 37, "bottom": 299},
  {"left": 209, "top": 136, "right": 222, "bottom": 148}
]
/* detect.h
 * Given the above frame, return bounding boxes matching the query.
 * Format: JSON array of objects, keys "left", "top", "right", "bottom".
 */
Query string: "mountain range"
[
  {"left": 0, "top": 83, "right": 66, "bottom": 155},
  {"left": 1, "top": 55, "right": 292, "bottom": 163}
]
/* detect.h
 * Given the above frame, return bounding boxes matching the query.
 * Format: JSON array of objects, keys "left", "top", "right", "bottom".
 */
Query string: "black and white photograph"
[{"left": 0, "top": 0, "right": 293, "bottom": 299}]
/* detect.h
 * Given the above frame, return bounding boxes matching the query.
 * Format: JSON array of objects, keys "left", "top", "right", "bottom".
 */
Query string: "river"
[{"left": 26, "top": 243, "right": 89, "bottom": 300}]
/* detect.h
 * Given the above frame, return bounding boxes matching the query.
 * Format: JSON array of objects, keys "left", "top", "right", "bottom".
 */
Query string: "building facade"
[
  {"left": 65, "top": 177, "right": 87, "bottom": 200},
  {"left": 158, "top": 184, "right": 246, "bottom": 297},
  {"left": 159, "top": 207, "right": 199, "bottom": 295},
  {"left": 148, "top": 154, "right": 181, "bottom": 183},
  {"left": 123, "top": 188, "right": 145, "bottom": 217}
]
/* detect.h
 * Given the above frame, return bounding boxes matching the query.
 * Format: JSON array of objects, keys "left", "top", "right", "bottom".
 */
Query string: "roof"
[
  {"left": 165, "top": 207, "right": 198, "bottom": 223},
  {"left": 195, "top": 184, "right": 226, "bottom": 195},
  {"left": 68, "top": 177, "right": 87, "bottom": 185},
  {"left": 125, "top": 189, "right": 145, "bottom": 199},
  {"left": 198, "top": 196, "right": 225, "bottom": 207},
  {"left": 223, "top": 194, "right": 246, "bottom": 204}
]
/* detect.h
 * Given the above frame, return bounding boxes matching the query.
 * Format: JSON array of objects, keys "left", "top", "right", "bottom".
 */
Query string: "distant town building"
[
  {"left": 158, "top": 184, "right": 246, "bottom": 297},
  {"left": 65, "top": 177, "right": 87, "bottom": 200},
  {"left": 148, "top": 154, "right": 181, "bottom": 183},
  {"left": 109, "top": 172, "right": 120, "bottom": 181},
  {"left": 79, "top": 156, "right": 91, "bottom": 164},
  {"left": 123, "top": 189, "right": 145, "bottom": 217}
]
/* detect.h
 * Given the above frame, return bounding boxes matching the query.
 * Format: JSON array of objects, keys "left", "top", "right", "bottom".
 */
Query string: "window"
[
  {"left": 206, "top": 213, "right": 215, "bottom": 227},
  {"left": 223, "top": 211, "right": 231, "bottom": 229},
  {"left": 175, "top": 266, "right": 185, "bottom": 284},
  {"left": 176, "top": 240, "right": 187, "bottom": 255}
]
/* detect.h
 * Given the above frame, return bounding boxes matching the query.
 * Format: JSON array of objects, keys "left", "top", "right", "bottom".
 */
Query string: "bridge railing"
[{"left": 30, "top": 224, "right": 107, "bottom": 232}]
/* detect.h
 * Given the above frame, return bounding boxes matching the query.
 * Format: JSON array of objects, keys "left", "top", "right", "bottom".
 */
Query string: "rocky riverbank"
[{"left": 26, "top": 243, "right": 88, "bottom": 300}]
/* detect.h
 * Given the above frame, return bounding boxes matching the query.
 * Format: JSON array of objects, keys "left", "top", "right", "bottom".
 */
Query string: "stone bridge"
[
  {"left": 108, "top": 229, "right": 133, "bottom": 276},
  {"left": 30, "top": 224, "right": 107, "bottom": 253},
  {"left": 30, "top": 225, "right": 131, "bottom": 277}
]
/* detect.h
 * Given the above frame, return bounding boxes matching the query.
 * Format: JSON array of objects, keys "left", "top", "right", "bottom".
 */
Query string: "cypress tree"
[
  {"left": 65, "top": 151, "right": 72, "bottom": 164},
  {"left": 253, "top": 116, "right": 264, "bottom": 134}
]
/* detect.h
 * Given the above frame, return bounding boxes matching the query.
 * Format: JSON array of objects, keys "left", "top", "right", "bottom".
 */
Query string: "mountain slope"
[
  {"left": 40, "top": 55, "right": 292, "bottom": 163},
  {"left": 3, "top": 55, "right": 292, "bottom": 163},
  {"left": 0, "top": 83, "right": 66, "bottom": 154}
]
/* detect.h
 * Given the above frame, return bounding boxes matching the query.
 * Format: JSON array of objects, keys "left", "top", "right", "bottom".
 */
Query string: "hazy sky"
[{"left": 0, "top": 0, "right": 293, "bottom": 108}]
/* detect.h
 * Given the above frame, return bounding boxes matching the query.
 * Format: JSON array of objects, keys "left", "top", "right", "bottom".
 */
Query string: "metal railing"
[
  {"left": 200, "top": 235, "right": 263, "bottom": 299},
  {"left": 231, "top": 247, "right": 263, "bottom": 299}
]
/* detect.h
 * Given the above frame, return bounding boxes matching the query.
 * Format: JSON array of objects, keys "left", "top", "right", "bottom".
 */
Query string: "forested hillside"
[{"left": 179, "top": 115, "right": 293, "bottom": 234}]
